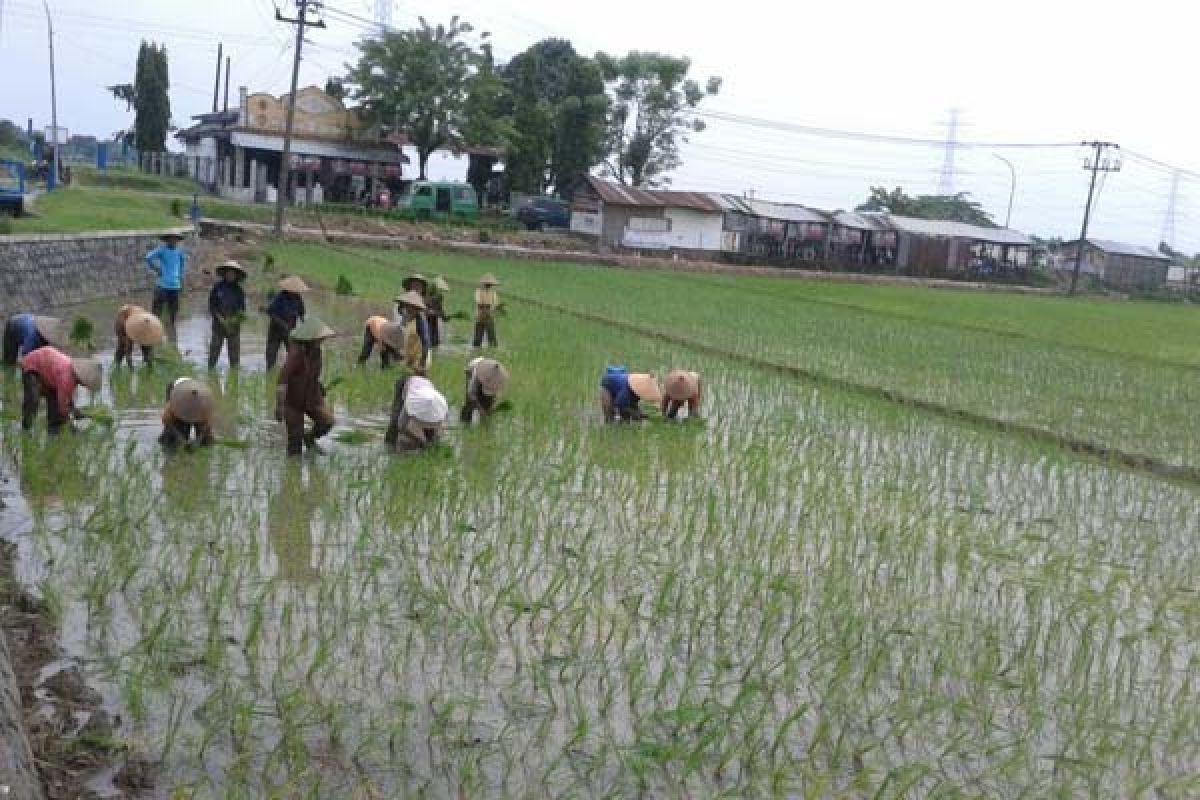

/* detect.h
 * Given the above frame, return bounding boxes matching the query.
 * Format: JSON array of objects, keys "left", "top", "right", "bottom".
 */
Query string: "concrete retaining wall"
[{"left": 0, "top": 228, "right": 195, "bottom": 317}]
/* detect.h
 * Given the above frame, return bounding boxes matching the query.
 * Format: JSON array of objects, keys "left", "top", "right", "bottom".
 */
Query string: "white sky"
[{"left": 2, "top": 0, "right": 1198, "bottom": 251}]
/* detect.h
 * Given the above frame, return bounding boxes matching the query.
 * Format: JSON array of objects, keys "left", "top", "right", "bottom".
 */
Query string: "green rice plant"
[
  {"left": 335, "top": 274, "right": 354, "bottom": 295},
  {"left": 69, "top": 315, "right": 95, "bottom": 349}
]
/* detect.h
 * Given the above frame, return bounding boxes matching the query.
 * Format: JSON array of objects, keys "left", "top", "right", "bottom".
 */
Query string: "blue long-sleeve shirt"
[
  {"left": 145, "top": 244, "right": 187, "bottom": 290},
  {"left": 7, "top": 314, "right": 45, "bottom": 356},
  {"left": 267, "top": 290, "right": 305, "bottom": 329},
  {"left": 601, "top": 371, "right": 639, "bottom": 412},
  {"left": 209, "top": 281, "right": 245, "bottom": 317}
]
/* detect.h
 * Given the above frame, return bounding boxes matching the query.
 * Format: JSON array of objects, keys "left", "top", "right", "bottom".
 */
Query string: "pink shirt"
[{"left": 20, "top": 346, "right": 77, "bottom": 416}]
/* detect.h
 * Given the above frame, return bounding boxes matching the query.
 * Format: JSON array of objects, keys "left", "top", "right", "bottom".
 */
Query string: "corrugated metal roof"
[
  {"left": 709, "top": 194, "right": 754, "bottom": 214},
  {"left": 585, "top": 177, "right": 723, "bottom": 212},
  {"left": 832, "top": 210, "right": 890, "bottom": 231},
  {"left": 875, "top": 214, "right": 1030, "bottom": 245},
  {"left": 1081, "top": 238, "right": 1171, "bottom": 261},
  {"left": 741, "top": 198, "right": 828, "bottom": 224}
]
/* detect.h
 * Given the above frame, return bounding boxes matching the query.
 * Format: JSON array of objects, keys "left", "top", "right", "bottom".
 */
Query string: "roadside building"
[
  {"left": 1057, "top": 239, "right": 1171, "bottom": 290},
  {"left": 570, "top": 177, "right": 724, "bottom": 256},
  {"left": 713, "top": 195, "right": 830, "bottom": 263},
  {"left": 865, "top": 214, "right": 1032, "bottom": 277},
  {"left": 827, "top": 211, "right": 898, "bottom": 269}
]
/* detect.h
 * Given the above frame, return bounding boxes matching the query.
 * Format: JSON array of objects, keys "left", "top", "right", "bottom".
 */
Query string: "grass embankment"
[{"left": 4, "top": 242, "right": 1200, "bottom": 796}]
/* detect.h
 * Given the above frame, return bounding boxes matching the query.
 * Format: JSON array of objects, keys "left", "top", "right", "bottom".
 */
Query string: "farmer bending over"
[
  {"left": 145, "top": 232, "right": 187, "bottom": 340},
  {"left": 3, "top": 314, "right": 66, "bottom": 366},
  {"left": 461, "top": 357, "right": 509, "bottom": 424},
  {"left": 160, "top": 377, "right": 216, "bottom": 448},
  {"left": 384, "top": 375, "right": 448, "bottom": 452},
  {"left": 114, "top": 305, "right": 164, "bottom": 367},
  {"left": 208, "top": 260, "right": 247, "bottom": 370},
  {"left": 599, "top": 367, "right": 661, "bottom": 423},
  {"left": 20, "top": 346, "right": 101, "bottom": 434},
  {"left": 276, "top": 317, "right": 335, "bottom": 456},
  {"left": 265, "top": 275, "right": 309, "bottom": 370},
  {"left": 357, "top": 315, "right": 406, "bottom": 368},
  {"left": 662, "top": 369, "right": 702, "bottom": 420}
]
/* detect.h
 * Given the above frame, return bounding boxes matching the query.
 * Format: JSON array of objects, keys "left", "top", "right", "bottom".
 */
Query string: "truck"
[
  {"left": 396, "top": 181, "right": 479, "bottom": 219},
  {"left": 0, "top": 160, "right": 26, "bottom": 216}
]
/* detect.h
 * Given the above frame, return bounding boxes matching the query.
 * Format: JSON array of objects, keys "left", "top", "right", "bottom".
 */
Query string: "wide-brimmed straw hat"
[
  {"left": 126, "top": 311, "right": 164, "bottom": 347},
  {"left": 70, "top": 358, "right": 102, "bottom": 393},
  {"left": 404, "top": 377, "right": 448, "bottom": 425},
  {"left": 168, "top": 378, "right": 216, "bottom": 424},
  {"left": 379, "top": 321, "right": 406, "bottom": 351},
  {"left": 33, "top": 316, "right": 67, "bottom": 349},
  {"left": 216, "top": 260, "right": 248, "bottom": 281},
  {"left": 402, "top": 273, "right": 429, "bottom": 292},
  {"left": 664, "top": 369, "right": 699, "bottom": 402},
  {"left": 473, "top": 358, "right": 509, "bottom": 396},
  {"left": 434, "top": 276, "right": 450, "bottom": 292},
  {"left": 290, "top": 316, "right": 335, "bottom": 342},
  {"left": 479, "top": 273, "right": 500, "bottom": 286},
  {"left": 160, "top": 232, "right": 186, "bottom": 242},
  {"left": 627, "top": 373, "right": 662, "bottom": 404},
  {"left": 278, "top": 275, "right": 310, "bottom": 293},
  {"left": 393, "top": 290, "right": 426, "bottom": 311}
]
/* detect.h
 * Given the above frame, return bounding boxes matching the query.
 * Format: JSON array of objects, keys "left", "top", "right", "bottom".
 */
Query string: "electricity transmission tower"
[
  {"left": 1069, "top": 141, "right": 1122, "bottom": 295},
  {"left": 1160, "top": 169, "right": 1181, "bottom": 250},
  {"left": 937, "top": 108, "right": 961, "bottom": 195},
  {"left": 373, "top": 0, "right": 392, "bottom": 29}
]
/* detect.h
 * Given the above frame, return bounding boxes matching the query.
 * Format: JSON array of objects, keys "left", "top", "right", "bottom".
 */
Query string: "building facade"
[{"left": 1057, "top": 239, "right": 1171, "bottom": 289}]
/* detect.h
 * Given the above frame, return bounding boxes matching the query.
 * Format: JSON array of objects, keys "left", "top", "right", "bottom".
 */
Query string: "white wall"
[
  {"left": 571, "top": 210, "right": 602, "bottom": 236},
  {"left": 663, "top": 208, "right": 724, "bottom": 251}
]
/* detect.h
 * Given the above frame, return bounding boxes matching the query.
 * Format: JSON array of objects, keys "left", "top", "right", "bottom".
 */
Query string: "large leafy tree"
[
  {"left": 503, "top": 39, "right": 608, "bottom": 198},
  {"left": 461, "top": 42, "right": 513, "bottom": 204},
  {"left": 346, "top": 17, "right": 476, "bottom": 180},
  {"left": 108, "top": 41, "right": 171, "bottom": 152},
  {"left": 595, "top": 51, "right": 720, "bottom": 188},
  {"left": 857, "top": 186, "right": 996, "bottom": 227}
]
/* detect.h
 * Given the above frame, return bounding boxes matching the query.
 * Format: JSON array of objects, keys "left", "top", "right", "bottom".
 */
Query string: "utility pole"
[
  {"left": 212, "top": 43, "right": 223, "bottom": 114},
  {"left": 274, "top": 1, "right": 325, "bottom": 235},
  {"left": 43, "top": 0, "right": 59, "bottom": 191},
  {"left": 1069, "top": 141, "right": 1121, "bottom": 295},
  {"left": 992, "top": 153, "right": 1016, "bottom": 228},
  {"left": 1160, "top": 168, "right": 1180, "bottom": 250},
  {"left": 223, "top": 55, "right": 231, "bottom": 112}
]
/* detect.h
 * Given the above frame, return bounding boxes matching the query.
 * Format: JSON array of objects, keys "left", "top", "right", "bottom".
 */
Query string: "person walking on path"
[
  {"left": 160, "top": 377, "right": 216, "bottom": 448},
  {"left": 114, "top": 305, "right": 164, "bottom": 367},
  {"left": 662, "top": 369, "right": 702, "bottom": 420},
  {"left": 3, "top": 314, "right": 66, "bottom": 366},
  {"left": 384, "top": 374, "right": 448, "bottom": 452},
  {"left": 357, "top": 315, "right": 406, "bottom": 368},
  {"left": 265, "top": 275, "right": 309, "bottom": 370},
  {"left": 460, "top": 357, "right": 509, "bottom": 424},
  {"left": 19, "top": 346, "right": 101, "bottom": 434},
  {"left": 276, "top": 317, "right": 335, "bottom": 456},
  {"left": 599, "top": 367, "right": 661, "bottom": 423},
  {"left": 145, "top": 232, "right": 188, "bottom": 340},
  {"left": 395, "top": 290, "right": 430, "bottom": 374},
  {"left": 473, "top": 273, "right": 500, "bottom": 348},
  {"left": 208, "top": 260, "right": 247, "bottom": 370},
  {"left": 427, "top": 276, "right": 450, "bottom": 348}
]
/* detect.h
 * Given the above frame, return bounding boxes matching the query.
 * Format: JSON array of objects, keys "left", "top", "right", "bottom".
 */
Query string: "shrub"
[{"left": 169, "top": 198, "right": 183, "bottom": 217}]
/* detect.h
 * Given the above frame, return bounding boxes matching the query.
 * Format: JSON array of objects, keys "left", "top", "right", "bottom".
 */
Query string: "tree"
[
  {"left": 461, "top": 42, "right": 513, "bottom": 204},
  {"left": 346, "top": 16, "right": 476, "bottom": 180},
  {"left": 108, "top": 41, "right": 171, "bottom": 153},
  {"left": 857, "top": 186, "right": 995, "bottom": 227},
  {"left": 502, "top": 39, "right": 608, "bottom": 198},
  {"left": 324, "top": 77, "right": 346, "bottom": 102},
  {"left": 595, "top": 51, "right": 720, "bottom": 188}
]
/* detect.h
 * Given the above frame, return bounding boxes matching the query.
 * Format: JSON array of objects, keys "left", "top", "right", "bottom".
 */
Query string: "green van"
[{"left": 398, "top": 181, "right": 479, "bottom": 219}]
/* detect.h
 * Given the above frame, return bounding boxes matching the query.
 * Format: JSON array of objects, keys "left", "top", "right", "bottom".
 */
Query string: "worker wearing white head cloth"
[{"left": 384, "top": 374, "right": 448, "bottom": 452}]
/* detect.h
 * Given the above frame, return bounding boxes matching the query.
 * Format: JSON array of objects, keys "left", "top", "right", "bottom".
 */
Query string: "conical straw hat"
[
  {"left": 434, "top": 276, "right": 451, "bottom": 292},
  {"left": 473, "top": 358, "right": 509, "bottom": 396},
  {"left": 168, "top": 378, "right": 216, "bottom": 424},
  {"left": 393, "top": 290, "right": 426, "bottom": 311},
  {"left": 627, "top": 373, "right": 662, "bottom": 404},
  {"left": 664, "top": 369, "right": 699, "bottom": 402},
  {"left": 402, "top": 273, "right": 429, "bottom": 291},
  {"left": 126, "top": 311, "right": 164, "bottom": 346},
  {"left": 290, "top": 316, "right": 335, "bottom": 342},
  {"left": 217, "top": 260, "right": 248, "bottom": 280},
  {"left": 278, "top": 275, "right": 310, "bottom": 293},
  {"left": 70, "top": 358, "right": 102, "bottom": 393},
  {"left": 33, "top": 316, "right": 67, "bottom": 349},
  {"left": 479, "top": 273, "right": 500, "bottom": 286},
  {"left": 379, "top": 321, "right": 406, "bottom": 351}
]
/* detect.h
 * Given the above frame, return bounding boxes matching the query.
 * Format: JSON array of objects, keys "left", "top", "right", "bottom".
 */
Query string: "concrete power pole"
[
  {"left": 274, "top": 1, "right": 325, "bottom": 236},
  {"left": 43, "top": 0, "right": 60, "bottom": 191},
  {"left": 1069, "top": 141, "right": 1122, "bottom": 295},
  {"left": 1160, "top": 168, "right": 1181, "bottom": 250}
]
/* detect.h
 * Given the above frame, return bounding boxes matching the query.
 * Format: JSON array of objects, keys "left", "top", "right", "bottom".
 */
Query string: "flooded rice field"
[{"left": 2, "top": 271, "right": 1199, "bottom": 797}]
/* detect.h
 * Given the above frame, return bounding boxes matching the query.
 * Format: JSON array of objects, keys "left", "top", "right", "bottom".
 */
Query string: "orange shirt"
[
  {"left": 20, "top": 346, "right": 78, "bottom": 416},
  {"left": 366, "top": 315, "right": 389, "bottom": 343}
]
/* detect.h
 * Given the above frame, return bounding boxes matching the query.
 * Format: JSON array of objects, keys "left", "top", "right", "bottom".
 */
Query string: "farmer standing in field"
[
  {"left": 19, "top": 346, "right": 102, "bottom": 434},
  {"left": 276, "top": 316, "right": 335, "bottom": 456},
  {"left": 460, "top": 357, "right": 509, "bottom": 424},
  {"left": 427, "top": 276, "right": 450, "bottom": 348},
  {"left": 395, "top": 290, "right": 430, "bottom": 374},
  {"left": 113, "top": 305, "right": 164, "bottom": 367},
  {"left": 473, "top": 273, "right": 500, "bottom": 348},
  {"left": 144, "top": 232, "right": 188, "bottom": 341},
  {"left": 384, "top": 374, "right": 448, "bottom": 452},
  {"left": 208, "top": 260, "right": 247, "bottom": 370},
  {"left": 662, "top": 369, "right": 702, "bottom": 420},
  {"left": 264, "top": 275, "right": 309, "bottom": 370},
  {"left": 159, "top": 377, "right": 216, "bottom": 448},
  {"left": 357, "top": 314, "right": 406, "bottom": 368},
  {"left": 599, "top": 367, "right": 662, "bottom": 423},
  {"left": 2, "top": 314, "right": 66, "bottom": 366}
]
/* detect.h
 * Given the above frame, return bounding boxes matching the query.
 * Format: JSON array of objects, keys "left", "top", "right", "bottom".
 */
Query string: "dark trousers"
[
  {"left": 428, "top": 316, "right": 441, "bottom": 348},
  {"left": 265, "top": 320, "right": 290, "bottom": 370},
  {"left": 357, "top": 327, "right": 395, "bottom": 368},
  {"left": 22, "top": 373, "right": 68, "bottom": 433},
  {"left": 152, "top": 288, "right": 181, "bottom": 340},
  {"left": 208, "top": 317, "right": 241, "bottom": 369},
  {"left": 114, "top": 334, "right": 154, "bottom": 367},
  {"left": 460, "top": 382, "right": 495, "bottom": 424},
  {"left": 2, "top": 319, "right": 20, "bottom": 366},
  {"left": 283, "top": 401, "right": 334, "bottom": 456},
  {"left": 472, "top": 316, "right": 497, "bottom": 348}
]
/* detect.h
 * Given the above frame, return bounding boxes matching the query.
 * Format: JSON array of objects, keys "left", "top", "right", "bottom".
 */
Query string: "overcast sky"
[{"left": 3, "top": 0, "right": 1198, "bottom": 251}]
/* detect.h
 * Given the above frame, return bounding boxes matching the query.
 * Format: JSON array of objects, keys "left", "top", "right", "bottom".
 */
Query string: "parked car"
[
  {"left": 396, "top": 181, "right": 479, "bottom": 219},
  {"left": 516, "top": 197, "right": 570, "bottom": 231},
  {"left": 0, "top": 160, "right": 26, "bottom": 216}
]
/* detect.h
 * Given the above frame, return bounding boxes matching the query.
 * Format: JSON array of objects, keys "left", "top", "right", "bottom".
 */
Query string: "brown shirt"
[{"left": 279, "top": 342, "right": 324, "bottom": 411}]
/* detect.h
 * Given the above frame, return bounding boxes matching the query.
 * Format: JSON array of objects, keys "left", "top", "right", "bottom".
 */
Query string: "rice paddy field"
[{"left": 2, "top": 243, "right": 1199, "bottom": 798}]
